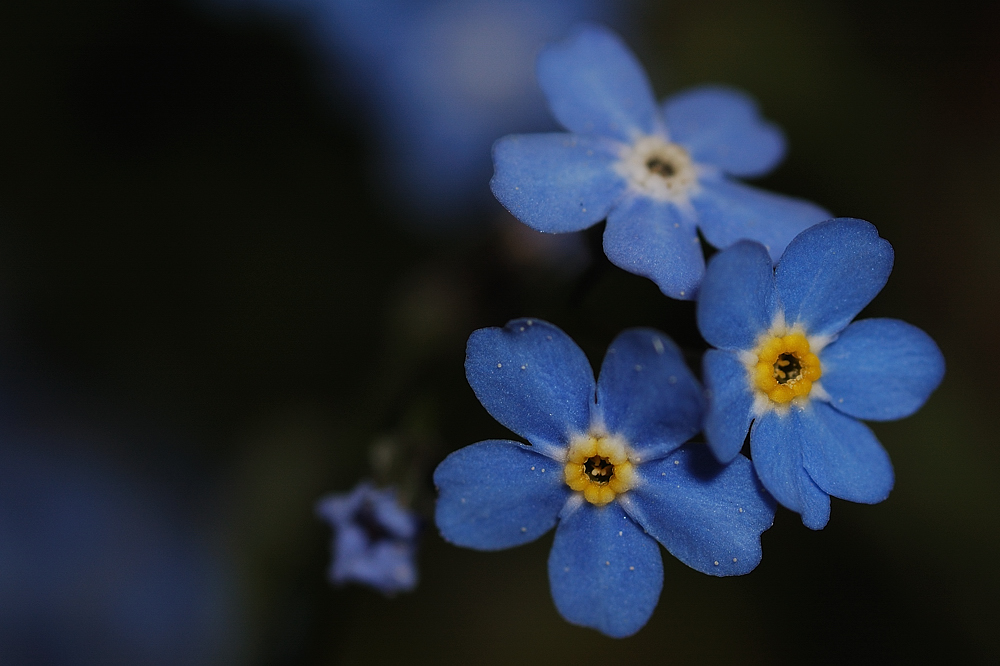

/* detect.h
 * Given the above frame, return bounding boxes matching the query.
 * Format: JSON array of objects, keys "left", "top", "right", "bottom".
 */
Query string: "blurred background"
[{"left": 0, "top": 0, "right": 997, "bottom": 663}]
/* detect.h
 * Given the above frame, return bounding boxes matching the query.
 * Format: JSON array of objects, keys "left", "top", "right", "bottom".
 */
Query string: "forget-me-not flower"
[
  {"left": 205, "top": 0, "right": 625, "bottom": 220},
  {"left": 696, "top": 218, "right": 945, "bottom": 529},
  {"left": 316, "top": 481, "right": 419, "bottom": 594},
  {"left": 491, "top": 24, "right": 830, "bottom": 299},
  {"left": 434, "top": 318, "right": 775, "bottom": 637}
]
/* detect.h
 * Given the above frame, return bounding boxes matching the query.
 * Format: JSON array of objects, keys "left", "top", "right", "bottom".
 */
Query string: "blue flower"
[
  {"left": 696, "top": 218, "right": 946, "bottom": 529},
  {"left": 491, "top": 24, "right": 831, "bottom": 299},
  {"left": 316, "top": 481, "right": 419, "bottom": 595},
  {"left": 205, "top": 0, "right": 626, "bottom": 220},
  {"left": 434, "top": 318, "right": 775, "bottom": 637}
]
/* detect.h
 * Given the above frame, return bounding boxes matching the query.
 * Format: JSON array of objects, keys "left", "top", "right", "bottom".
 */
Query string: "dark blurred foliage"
[{"left": 0, "top": 0, "right": 997, "bottom": 663}]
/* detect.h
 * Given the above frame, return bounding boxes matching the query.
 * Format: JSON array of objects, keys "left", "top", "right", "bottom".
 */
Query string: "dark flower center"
[
  {"left": 646, "top": 157, "right": 676, "bottom": 177},
  {"left": 773, "top": 352, "right": 803, "bottom": 384},
  {"left": 355, "top": 501, "right": 394, "bottom": 544},
  {"left": 583, "top": 455, "right": 615, "bottom": 485}
]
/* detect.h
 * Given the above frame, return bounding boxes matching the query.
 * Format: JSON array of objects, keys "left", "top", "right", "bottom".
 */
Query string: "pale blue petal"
[
  {"left": 595, "top": 329, "right": 704, "bottom": 462},
  {"left": 775, "top": 218, "right": 894, "bottom": 337},
  {"left": 548, "top": 501, "right": 662, "bottom": 638},
  {"left": 490, "top": 133, "right": 627, "bottom": 233},
  {"left": 696, "top": 240, "right": 776, "bottom": 351},
  {"left": 799, "top": 402, "right": 895, "bottom": 504},
  {"left": 537, "top": 24, "right": 660, "bottom": 142},
  {"left": 751, "top": 410, "right": 831, "bottom": 530},
  {"left": 694, "top": 179, "right": 831, "bottom": 262},
  {"left": 604, "top": 194, "right": 704, "bottom": 300},
  {"left": 316, "top": 482, "right": 417, "bottom": 539},
  {"left": 662, "top": 86, "right": 785, "bottom": 177},
  {"left": 466, "top": 318, "right": 594, "bottom": 457},
  {"left": 702, "top": 350, "right": 756, "bottom": 463},
  {"left": 317, "top": 482, "right": 420, "bottom": 594},
  {"left": 434, "top": 440, "right": 570, "bottom": 550},
  {"left": 329, "top": 527, "right": 418, "bottom": 594},
  {"left": 622, "top": 444, "right": 774, "bottom": 576},
  {"left": 820, "top": 318, "right": 945, "bottom": 421}
]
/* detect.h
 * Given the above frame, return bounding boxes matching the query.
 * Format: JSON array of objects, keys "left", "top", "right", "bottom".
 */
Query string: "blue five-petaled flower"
[
  {"left": 491, "top": 24, "right": 831, "bottom": 300},
  {"left": 697, "top": 218, "right": 945, "bottom": 529},
  {"left": 433, "top": 318, "right": 775, "bottom": 637},
  {"left": 316, "top": 481, "right": 420, "bottom": 595}
]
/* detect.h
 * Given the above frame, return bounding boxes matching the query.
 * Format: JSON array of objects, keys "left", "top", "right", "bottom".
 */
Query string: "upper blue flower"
[
  {"left": 491, "top": 24, "right": 831, "bottom": 299},
  {"left": 316, "top": 481, "right": 419, "bottom": 595},
  {"left": 434, "top": 318, "right": 775, "bottom": 637},
  {"left": 696, "top": 218, "right": 946, "bottom": 529},
  {"left": 205, "top": 0, "right": 625, "bottom": 220}
]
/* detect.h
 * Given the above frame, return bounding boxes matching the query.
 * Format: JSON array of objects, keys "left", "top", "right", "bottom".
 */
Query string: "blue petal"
[
  {"left": 330, "top": 525, "right": 419, "bottom": 594},
  {"left": 548, "top": 501, "right": 662, "bottom": 638},
  {"left": 696, "top": 240, "right": 777, "bottom": 350},
  {"left": 604, "top": 194, "right": 704, "bottom": 300},
  {"left": 694, "top": 178, "right": 831, "bottom": 262},
  {"left": 316, "top": 482, "right": 418, "bottom": 539},
  {"left": 820, "top": 318, "right": 945, "bottom": 421},
  {"left": 490, "top": 133, "right": 627, "bottom": 233},
  {"left": 537, "top": 25, "right": 660, "bottom": 142},
  {"left": 622, "top": 444, "right": 774, "bottom": 576},
  {"left": 595, "top": 329, "right": 704, "bottom": 462},
  {"left": 751, "top": 410, "right": 831, "bottom": 529},
  {"left": 702, "top": 350, "right": 756, "bottom": 463},
  {"left": 798, "top": 402, "right": 895, "bottom": 504},
  {"left": 466, "top": 318, "right": 595, "bottom": 457},
  {"left": 434, "top": 440, "right": 570, "bottom": 550},
  {"left": 775, "top": 218, "right": 894, "bottom": 337},
  {"left": 662, "top": 86, "right": 785, "bottom": 177}
]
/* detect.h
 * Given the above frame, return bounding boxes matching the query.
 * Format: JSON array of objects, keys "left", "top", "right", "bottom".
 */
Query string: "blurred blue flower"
[
  {"left": 206, "top": 0, "right": 626, "bottom": 220},
  {"left": 491, "top": 24, "right": 831, "bottom": 299},
  {"left": 434, "top": 318, "right": 774, "bottom": 637},
  {"left": 0, "top": 442, "right": 240, "bottom": 666},
  {"left": 696, "top": 218, "right": 945, "bottom": 529},
  {"left": 316, "top": 481, "right": 419, "bottom": 595}
]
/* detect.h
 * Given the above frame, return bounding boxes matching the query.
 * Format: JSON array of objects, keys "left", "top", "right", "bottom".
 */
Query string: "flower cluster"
[{"left": 431, "top": 23, "right": 944, "bottom": 638}]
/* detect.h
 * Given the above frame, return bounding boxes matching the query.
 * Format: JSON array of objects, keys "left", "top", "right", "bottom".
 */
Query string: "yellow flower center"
[
  {"left": 751, "top": 332, "right": 822, "bottom": 404},
  {"left": 563, "top": 434, "right": 635, "bottom": 506}
]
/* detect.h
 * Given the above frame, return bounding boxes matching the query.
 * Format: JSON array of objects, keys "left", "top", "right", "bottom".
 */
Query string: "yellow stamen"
[
  {"left": 562, "top": 434, "right": 635, "bottom": 506},
  {"left": 751, "top": 332, "right": 822, "bottom": 404}
]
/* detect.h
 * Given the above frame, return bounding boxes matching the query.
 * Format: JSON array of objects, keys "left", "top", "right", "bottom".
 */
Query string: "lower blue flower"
[
  {"left": 434, "top": 319, "right": 775, "bottom": 637},
  {"left": 697, "top": 218, "right": 946, "bottom": 529},
  {"left": 316, "top": 482, "right": 419, "bottom": 595}
]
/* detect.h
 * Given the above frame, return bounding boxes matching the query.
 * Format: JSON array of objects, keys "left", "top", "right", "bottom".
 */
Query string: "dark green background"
[{"left": 0, "top": 0, "right": 996, "bottom": 663}]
